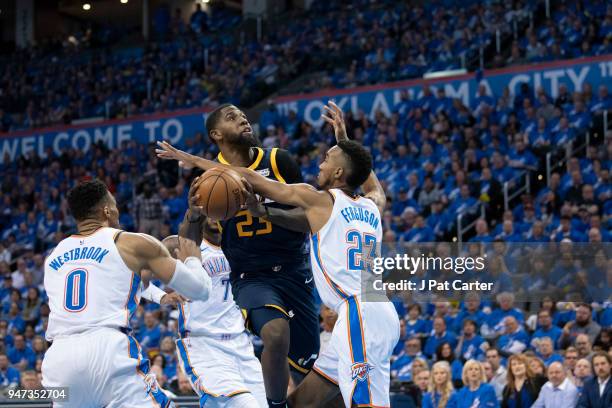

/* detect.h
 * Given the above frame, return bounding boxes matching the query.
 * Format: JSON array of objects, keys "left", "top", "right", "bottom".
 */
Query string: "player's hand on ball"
[
  {"left": 160, "top": 291, "right": 188, "bottom": 306},
  {"left": 175, "top": 236, "right": 201, "bottom": 262},
  {"left": 155, "top": 141, "right": 194, "bottom": 169},
  {"left": 241, "top": 177, "right": 265, "bottom": 217},
  {"left": 188, "top": 176, "right": 206, "bottom": 216}
]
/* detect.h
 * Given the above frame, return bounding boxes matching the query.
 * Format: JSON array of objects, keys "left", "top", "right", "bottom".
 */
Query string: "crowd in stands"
[
  {"left": 0, "top": 78, "right": 610, "bottom": 400},
  {"left": 0, "top": 2, "right": 285, "bottom": 132},
  {"left": 307, "top": 0, "right": 612, "bottom": 92},
  {"left": 0, "top": 0, "right": 611, "bottom": 402},
  {"left": 312, "top": 0, "right": 536, "bottom": 90},
  {"left": 384, "top": 293, "right": 611, "bottom": 407},
  {"left": 3, "top": 1, "right": 612, "bottom": 133},
  {"left": 507, "top": 0, "right": 612, "bottom": 65}
]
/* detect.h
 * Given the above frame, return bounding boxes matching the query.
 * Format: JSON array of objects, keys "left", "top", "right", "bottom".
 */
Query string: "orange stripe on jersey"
[
  {"left": 313, "top": 366, "right": 338, "bottom": 385},
  {"left": 356, "top": 405, "right": 390, "bottom": 408},
  {"left": 312, "top": 233, "right": 350, "bottom": 299},
  {"left": 346, "top": 302, "right": 354, "bottom": 362},
  {"left": 124, "top": 270, "right": 135, "bottom": 327},
  {"left": 355, "top": 297, "right": 367, "bottom": 360},
  {"left": 225, "top": 390, "right": 251, "bottom": 397}
]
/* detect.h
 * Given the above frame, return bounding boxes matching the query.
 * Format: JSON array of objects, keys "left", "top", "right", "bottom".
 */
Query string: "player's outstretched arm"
[
  {"left": 116, "top": 232, "right": 211, "bottom": 301},
  {"left": 322, "top": 101, "right": 386, "bottom": 213},
  {"left": 157, "top": 140, "right": 325, "bottom": 209},
  {"left": 244, "top": 184, "right": 310, "bottom": 233}
]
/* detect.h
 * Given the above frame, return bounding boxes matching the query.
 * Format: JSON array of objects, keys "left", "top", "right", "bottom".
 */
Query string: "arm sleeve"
[
  {"left": 140, "top": 283, "right": 166, "bottom": 304},
  {"left": 168, "top": 257, "right": 211, "bottom": 301},
  {"left": 275, "top": 149, "right": 303, "bottom": 183}
]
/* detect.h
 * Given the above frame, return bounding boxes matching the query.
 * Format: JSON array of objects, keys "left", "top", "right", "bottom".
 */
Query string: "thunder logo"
[{"left": 351, "top": 362, "right": 373, "bottom": 382}]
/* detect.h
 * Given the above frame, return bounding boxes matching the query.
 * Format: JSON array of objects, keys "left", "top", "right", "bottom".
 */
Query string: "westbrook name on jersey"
[
  {"left": 42, "top": 227, "right": 173, "bottom": 408},
  {"left": 44, "top": 227, "right": 140, "bottom": 340}
]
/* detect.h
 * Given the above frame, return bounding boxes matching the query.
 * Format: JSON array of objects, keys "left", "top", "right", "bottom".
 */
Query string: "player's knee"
[{"left": 260, "top": 318, "right": 290, "bottom": 353}]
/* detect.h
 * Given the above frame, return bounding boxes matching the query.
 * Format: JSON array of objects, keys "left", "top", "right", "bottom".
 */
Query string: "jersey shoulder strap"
[{"left": 217, "top": 147, "right": 265, "bottom": 170}]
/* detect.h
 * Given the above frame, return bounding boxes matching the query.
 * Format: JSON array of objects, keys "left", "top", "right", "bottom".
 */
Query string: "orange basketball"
[{"left": 194, "top": 167, "right": 245, "bottom": 220}]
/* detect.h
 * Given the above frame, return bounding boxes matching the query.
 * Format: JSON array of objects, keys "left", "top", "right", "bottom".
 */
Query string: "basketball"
[{"left": 194, "top": 167, "right": 246, "bottom": 221}]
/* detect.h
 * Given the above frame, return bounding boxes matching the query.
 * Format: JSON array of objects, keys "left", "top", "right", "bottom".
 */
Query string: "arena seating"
[{"left": 0, "top": 0, "right": 610, "bottom": 403}]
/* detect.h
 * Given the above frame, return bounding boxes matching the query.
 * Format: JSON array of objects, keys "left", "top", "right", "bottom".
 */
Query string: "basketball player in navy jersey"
[
  {"left": 181, "top": 104, "right": 319, "bottom": 407},
  {"left": 158, "top": 101, "right": 397, "bottom": 407}
]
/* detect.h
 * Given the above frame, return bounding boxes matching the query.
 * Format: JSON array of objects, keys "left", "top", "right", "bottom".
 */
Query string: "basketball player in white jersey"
[
  {"left": 146, "top": 216, "right": 266, "bottom": 408},
  {"left": 42, "top": 179, "right": 213, "bottom": 408},
  {"left": 156, "top": 101, "right": 400, "bottom": 408}
]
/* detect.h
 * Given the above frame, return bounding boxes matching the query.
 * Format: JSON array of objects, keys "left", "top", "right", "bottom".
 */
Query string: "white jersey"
[
  {"left": 309, "top": 189, "right": 382, "bottom": 312},
  {"left": 44, "top": 227, "right": 141, "bottom": 341},
  {"left": 178, "top": 239, "right": 244, "bottom": 337}
]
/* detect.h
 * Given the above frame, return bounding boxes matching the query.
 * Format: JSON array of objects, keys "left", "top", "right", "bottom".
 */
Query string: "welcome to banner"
[
  {"left": 1, "top": 55, "right": 611, "bottom": 164},
  {"left": 0, "top": 108, "right": 211, "bottom": 164},
  {"left": 274, "top": 54, "right": 612, "bottom": 127}
]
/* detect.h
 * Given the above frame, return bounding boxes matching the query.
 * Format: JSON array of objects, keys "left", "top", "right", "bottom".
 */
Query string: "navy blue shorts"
[{"left": 231, "top": 263, "right": 320, "bottom": 374}]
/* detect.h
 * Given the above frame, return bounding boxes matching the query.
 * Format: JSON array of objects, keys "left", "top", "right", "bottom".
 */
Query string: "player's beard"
[{"left": 234, "top": 130, "right": 261, "bottom": 148}]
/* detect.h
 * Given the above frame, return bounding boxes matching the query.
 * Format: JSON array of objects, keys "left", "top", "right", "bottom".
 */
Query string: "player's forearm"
[
  {"left": 140, "top": 283, "right": 166, "bottom": 304},
  {"left": 190, "top": 155, "right": 218, "bottom": 171},
  {"left": 263, "top": 207, "right": 310, "bottom": 233},
  {"left": 178, "top": 209, "right": 204, "bottom": 245},
  {"left": 234, "top": 167, "right": 303, "bottom": 208},
  {"left": 334, "top": 124, "right": 349, "bottom": 142},
  {"left": 362, "top": 170, "right": 386, "bottom": 212}
]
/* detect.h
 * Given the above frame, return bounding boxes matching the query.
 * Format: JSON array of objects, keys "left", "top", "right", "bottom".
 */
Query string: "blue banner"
[
  {"left": 274, "top": 55, "right": 612, "bottom": 127},
  {"left": 2, "top": 55, "right": 610, "bottom": 164},
  {"left": 0, "top": 108, "right": 210, "bottom": 164}
]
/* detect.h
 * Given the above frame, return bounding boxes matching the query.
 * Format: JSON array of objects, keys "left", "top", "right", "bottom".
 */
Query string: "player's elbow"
[
  {"left": 186, "top": 263, "right": 212, "bottom": 302},
  {"left": 168, "top": 258, "right": 211, "bottom": 301}
]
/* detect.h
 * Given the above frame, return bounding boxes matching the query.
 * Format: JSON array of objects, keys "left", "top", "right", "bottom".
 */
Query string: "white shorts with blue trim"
[
  {"left": 313, "top": 298, "right": 400, "bottom": 408},
  {"left": 42, "top": 327, "right": 173, "bottom": 408},
  {"left": 176, "top": 332, "right": 266, "bottom": 407}
]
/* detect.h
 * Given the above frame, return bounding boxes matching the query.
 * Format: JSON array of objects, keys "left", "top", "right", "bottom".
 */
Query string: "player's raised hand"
[
  {"left": 322, "top": 100, "right": 349, "bottom": 142},
  {"left": 155, "top": 141, "right": 195, "bottom": 169}
]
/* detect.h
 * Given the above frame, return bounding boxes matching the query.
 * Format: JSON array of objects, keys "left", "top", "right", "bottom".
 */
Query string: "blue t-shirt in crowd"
[{"left": 447, "top": 383, "right": 499, "bottom": 408}]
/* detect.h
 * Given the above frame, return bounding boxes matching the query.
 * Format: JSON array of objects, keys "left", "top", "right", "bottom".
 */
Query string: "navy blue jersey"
[{"left": 217, "top": 147, "right": 308, "bottom": 277}]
